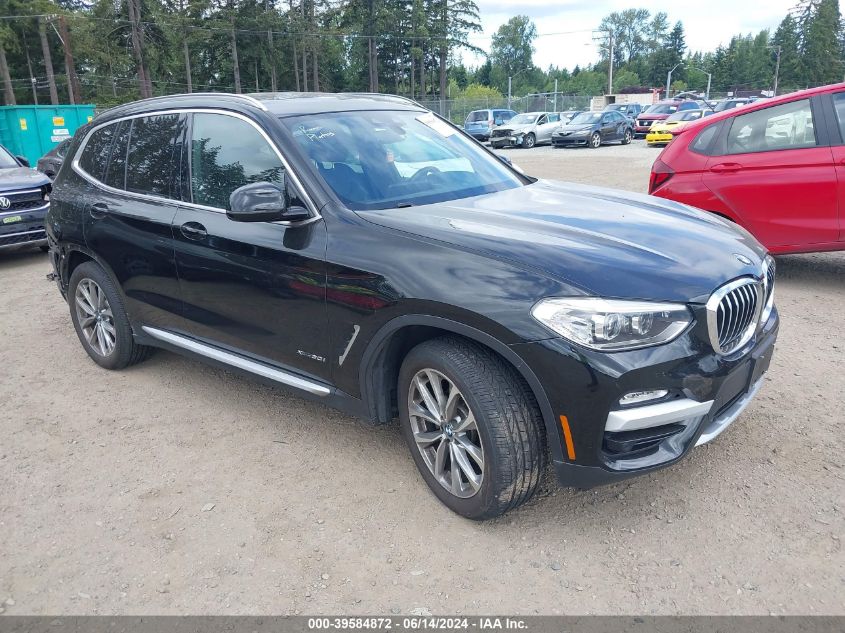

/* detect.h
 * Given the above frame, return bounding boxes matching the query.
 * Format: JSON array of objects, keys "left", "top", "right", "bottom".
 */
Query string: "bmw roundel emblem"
[
  {"left": 0, "top": 196, "right": 10, "bottom": 210},
  {"left": 734, "top": 254, "right": 753, "bottom": 265}
]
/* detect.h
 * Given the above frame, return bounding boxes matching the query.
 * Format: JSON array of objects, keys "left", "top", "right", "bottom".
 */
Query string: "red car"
[
  {"left": 634, "top": 99, "right": 705, "bottom": 137},
  {"left": 650, "top": 83, "right": 845, "bottom": 254}
]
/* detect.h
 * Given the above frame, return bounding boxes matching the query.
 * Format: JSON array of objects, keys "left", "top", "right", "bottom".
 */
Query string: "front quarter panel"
[{"left": 320, "top": 205, "right": 577, "bottom": 398}]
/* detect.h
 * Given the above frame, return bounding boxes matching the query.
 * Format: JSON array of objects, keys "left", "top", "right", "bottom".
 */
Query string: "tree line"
[{"left": 0, "top": 0, "right": 842, "bottom": 109}]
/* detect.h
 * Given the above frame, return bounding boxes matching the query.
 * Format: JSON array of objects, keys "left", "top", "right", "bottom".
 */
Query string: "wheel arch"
[
  {"left": 60, "top": 245, "right": 125, "bottom": 302},
  {"left": 358, "top": 315, "right": 562, "bottom": 461}
]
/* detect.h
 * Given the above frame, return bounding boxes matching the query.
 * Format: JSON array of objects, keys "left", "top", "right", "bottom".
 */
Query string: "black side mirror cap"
[
  {"left": 228, "top": 180, "right": 311, "bottom": 223},
  {"left": 16, "top": 155, "right": 30, "bottom": 168}
]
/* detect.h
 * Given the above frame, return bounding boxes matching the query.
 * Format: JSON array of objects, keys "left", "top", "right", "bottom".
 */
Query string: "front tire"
[
  {"left": 522, "top": 133, "right": 536, "bottom": 149},
  {"left": 589, "top": 132, "right": 601, "bottom": 149},
  {"left": 68, "top": 261, "right": 151, "bottom": 370},
  {"left": 398, "top": 337, "right": 546, "bottom": 520}
]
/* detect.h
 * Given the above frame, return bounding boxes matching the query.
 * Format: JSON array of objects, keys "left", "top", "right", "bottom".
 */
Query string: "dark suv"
[{"left": 47, "top": 92, "right": 779, "bottom": 519}]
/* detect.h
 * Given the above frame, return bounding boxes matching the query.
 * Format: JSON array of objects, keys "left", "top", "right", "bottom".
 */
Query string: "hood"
[
  {"left": 359, "top": 180, "right": 768, "bottom": 303},
  {"left": 0, "top": 166, "right": 51, "bottom": 192},
  {"left": 501, "top": 122, "right": 534, "bottom": 133},
  {"left": 557, "top": 124, "right": 595, "bottom": 133},
  {"left": 638, "top": 113, "right": 670, "bottom": 121}
]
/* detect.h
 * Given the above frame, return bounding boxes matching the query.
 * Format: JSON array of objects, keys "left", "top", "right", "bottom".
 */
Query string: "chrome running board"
[{"left": 142, "top": 326, "right": 331, "bottom": 396}]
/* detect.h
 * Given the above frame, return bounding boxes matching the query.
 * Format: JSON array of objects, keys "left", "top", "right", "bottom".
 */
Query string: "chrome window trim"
[
  {"left": 71, "top": 107, "right": 321, "bottom": 225},
  {"left": 0, "top": 229, "right": 48, "bottom": 238},
  {"left": 705, "top": 275, "right": 763, "bottom": 356},
  {"left": 142, "top": 326, "right": 330, "bottom": 396}
]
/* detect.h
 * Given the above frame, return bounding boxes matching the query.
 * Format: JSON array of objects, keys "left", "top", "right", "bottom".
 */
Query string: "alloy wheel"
[
  {"left": 408, "top": 369, "right": 484, "bottom": 498},
  {"left": 74, "top": 278, "right": 116, "bottom": 357},
  {"left": 591, "top": 133, "right": 601, "bottom": 148}
]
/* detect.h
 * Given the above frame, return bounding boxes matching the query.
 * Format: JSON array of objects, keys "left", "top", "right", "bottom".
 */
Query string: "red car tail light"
[{"left": 649, "top": 159, "right": 675, "bottom": 194}]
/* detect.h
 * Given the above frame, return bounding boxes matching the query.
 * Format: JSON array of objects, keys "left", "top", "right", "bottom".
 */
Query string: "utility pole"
[
  {"left": 769, "top": 45, "right": 782, "bottom": 96},
  {"left": 554, "top": 78, "right": 558, "bottom": 111},
  {"left": 58, "top": 16, "right": 81, "bottom": 104},
  {"left": 38, "top": 17, "right": 59, "bottom": 105},
  {"left": 607, "top": 29, "right": 614, "bottom": 95},
  {"left": 507, "top": 76, "right": 512, "bottom": 109}
]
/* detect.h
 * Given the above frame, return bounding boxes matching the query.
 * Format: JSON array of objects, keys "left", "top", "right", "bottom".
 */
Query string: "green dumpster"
[{"left": 0, "top": 104, "right": 96, "bottom": 167}]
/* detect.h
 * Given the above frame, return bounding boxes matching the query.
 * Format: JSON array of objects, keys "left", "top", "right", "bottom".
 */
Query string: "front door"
[
  {"left": 702, "top": 97, "right": 838, "bottom": 248},
  {"left": 172, "top": 111, "right": 331, "bottom": 380}
]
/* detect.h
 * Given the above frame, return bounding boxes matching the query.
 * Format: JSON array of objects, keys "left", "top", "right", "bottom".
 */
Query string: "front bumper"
[
  {"left": 512, "top": 305, "right": 779, "bottom": 488},
  {"left": 490, "top": 136, "right": 522, "bottom": 148},
  {"left": 552, "top": 136, "right": 590, "bottom": 146},
  {"left": 0, "top": 203, "right": 49, "bottom": 250}
]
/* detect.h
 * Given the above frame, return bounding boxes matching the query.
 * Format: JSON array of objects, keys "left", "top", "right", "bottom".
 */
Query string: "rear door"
[
  {"left": 80, "top": 113, "right": 185, "bottom": 330},
  {"left": 821, "top": 91, "right": 845, "bottom": 243},
  {"left": 702, "top": 97, "right": 837, "bottom": 248},
  {"left": 172, "top": 110, "right": 330, "bottom": 379}
]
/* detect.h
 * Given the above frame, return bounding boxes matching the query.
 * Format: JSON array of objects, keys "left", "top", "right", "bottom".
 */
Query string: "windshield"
[
  {"left": 508, "top": 114, "right": 538, "bottom": 125},
  {"left": 667, "top": 110, "right": 702, "bottom": 122},
  {"left": 0, "top": 145, "right": 19, "bottom": 169},
  {"left": 570, "top": 112, "right": 602, "bottom": 125},
  {"left": 283, "top": 110, "right": 524, "bottom": 211},
  {"left": 644, "top": 104, "right": 678, "bottom": 115},
  {"left": 606, "top": 104, "right": 624, "bottom": 111}
]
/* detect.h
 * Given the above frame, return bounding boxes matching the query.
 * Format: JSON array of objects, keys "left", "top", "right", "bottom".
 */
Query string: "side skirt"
[{"left": 138, "top": 326, "right": 373, "bottom": 422}]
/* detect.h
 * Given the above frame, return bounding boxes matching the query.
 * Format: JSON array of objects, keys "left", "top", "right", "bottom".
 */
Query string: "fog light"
[{"left": 619, "top": 390, "right": 668, "bottom": 406}]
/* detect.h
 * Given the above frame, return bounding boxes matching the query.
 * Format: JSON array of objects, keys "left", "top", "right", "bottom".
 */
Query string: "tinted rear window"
[
  {"left": 78, "top": 124, "right": 117, "bottom": 180},
  {"left": 125, "top": 114, "right": 182, "bottom": 198},
  {"left": 691, "top": 124, "right": 720, "bottom": 155},
  {"left": 466, "top": 111, "right": 489, "bottom": 123}
]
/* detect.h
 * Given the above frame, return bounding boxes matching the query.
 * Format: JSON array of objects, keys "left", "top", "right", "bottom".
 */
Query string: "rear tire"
[
  {"left": 68, "top": 261, "right": 152, "bottom": 370},
  {"left": 398, "top": 337, "right": 546, "bottom": 520},
  {"left": 622, "top": 129, "right": 633, "bottom": 145}
]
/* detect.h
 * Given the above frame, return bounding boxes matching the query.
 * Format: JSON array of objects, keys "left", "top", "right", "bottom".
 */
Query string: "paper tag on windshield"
[{"left": 416, "top": 112, "right": 456, "bottom": 137}]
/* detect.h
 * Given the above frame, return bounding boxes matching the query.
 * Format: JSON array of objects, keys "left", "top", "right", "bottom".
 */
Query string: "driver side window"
[{"left": 190, "top": 113, "right": 284, "bottom": 211}]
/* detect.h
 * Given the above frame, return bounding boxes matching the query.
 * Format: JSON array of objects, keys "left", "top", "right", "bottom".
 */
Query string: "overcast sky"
[{"left": 459, "top": 0, "right": 797, "bottom": 70}]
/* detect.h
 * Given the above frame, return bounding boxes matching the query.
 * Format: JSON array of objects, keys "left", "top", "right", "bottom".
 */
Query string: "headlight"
[
  {"left": 531, "top": 298, "right": 693, "bottom": 351},
  {"left": 761, "top": 255, "right": 775, "bottom": 323}
]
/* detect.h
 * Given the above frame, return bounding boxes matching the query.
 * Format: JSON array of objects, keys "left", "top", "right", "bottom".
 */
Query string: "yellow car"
[{"left": 646, "top": 109, "right": 708, "bottom": 146}]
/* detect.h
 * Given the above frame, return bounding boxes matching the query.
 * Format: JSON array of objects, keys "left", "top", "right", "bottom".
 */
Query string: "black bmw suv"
[{"left": 46, "top": 92, "right": 778, "bottom": 519}]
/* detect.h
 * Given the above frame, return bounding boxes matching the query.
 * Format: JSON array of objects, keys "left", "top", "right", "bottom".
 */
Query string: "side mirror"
[
  {"left": 228, "top": 180, "right": 310, "bottom": 223},
  {"left": 16, "top": 155, "right": 30, "bottom": 168}
]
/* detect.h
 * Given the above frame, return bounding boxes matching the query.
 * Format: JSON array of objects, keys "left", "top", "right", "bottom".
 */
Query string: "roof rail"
[{"left": 123, "top": 92, "right": 268, "bottom": 111}]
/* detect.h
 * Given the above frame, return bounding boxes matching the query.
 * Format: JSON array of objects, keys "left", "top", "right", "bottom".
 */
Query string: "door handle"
[
  {"left": 89, "top": 202, "right": 109, "bottom": 219},
  {"left": 710, "top": 163, "right": 743, "bottom": 173},
  {"left": 180, "top": 222, "right": 208, "bottom": 240}
]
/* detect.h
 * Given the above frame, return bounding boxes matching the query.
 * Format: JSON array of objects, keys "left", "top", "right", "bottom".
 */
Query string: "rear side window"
[
  {"left": 190, "top": 113, "right": 284, "bottom": 211},
  {"left": 726, "top": 99, "right": 816, "bottom": 154},
  {"left": 125, "top": 114, "right": 183, "bottom": 198},
  {"left": 104, "top": 120, "right": 130, "bottom": 190},
  {"left": 78, "top": 124, "right": 117, "bottom": 180},
  {"left": 466, "top": 111, "right": 489, "bottom": 123},
  {"left": 829, "top": 93, "right": 845, "bottom": 142},
  {"left": 691, "top": 124, "right": 720, "bottom": 155}
]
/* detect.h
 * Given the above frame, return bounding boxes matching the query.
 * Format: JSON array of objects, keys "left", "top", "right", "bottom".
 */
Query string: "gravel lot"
[{"left": 1, "top": 139, "right": 843, "bottom": 616}]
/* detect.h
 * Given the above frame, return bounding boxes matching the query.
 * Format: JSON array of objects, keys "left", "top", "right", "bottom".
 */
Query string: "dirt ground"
[{"left": 1, "top": 140, "right": 842, "bottom": 616}]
